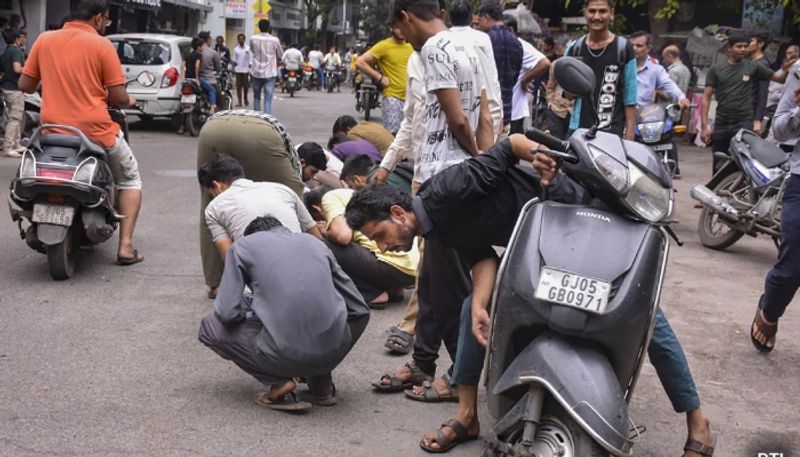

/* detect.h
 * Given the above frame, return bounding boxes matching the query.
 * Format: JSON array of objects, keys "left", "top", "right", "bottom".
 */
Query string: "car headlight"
[
  {"left": 638, "top": 122, "right": 664, "bottom": 143},
  {"left": 624, "top": 162, "right": 672, "bottom": 222},
  {"left": 588, "top": 144, "right": 628, "bottom": 192}
]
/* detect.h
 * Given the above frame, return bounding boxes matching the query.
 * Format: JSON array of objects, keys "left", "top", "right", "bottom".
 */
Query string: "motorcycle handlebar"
[{"left": 526, "top": 128, "right": 569, "bottom": 153}]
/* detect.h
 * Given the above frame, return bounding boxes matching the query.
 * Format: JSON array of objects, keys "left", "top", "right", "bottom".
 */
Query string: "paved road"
[{"left": 1, "top": 88, "right": 798, "bottom": 457}]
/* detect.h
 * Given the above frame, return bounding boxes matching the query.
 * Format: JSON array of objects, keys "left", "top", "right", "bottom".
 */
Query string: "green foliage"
[{"left": 359, "top": 0, "right": 392, "bottom": 43}]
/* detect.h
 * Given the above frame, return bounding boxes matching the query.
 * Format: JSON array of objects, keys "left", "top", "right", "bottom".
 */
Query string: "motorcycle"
[
  {"left": 690, "top": 129, "right": 789, "bottom": 250},
  {"left": 483, "top": 57, "right": 675, "bottom": 456},
  {"left": 180, "top": 66, "right": 233, "bottom": 137},
  {"left": 355, "top": 73, "right": 380, "bottom": 121},
  {"left": 324, "top": 64, "right": 342, "bottom": 93},
  {"left": 303, "top": 63, "right": 318, "bottom": 91},
  {"left": 528, "top": 80, "right": 548, "bottom": 131},
  {"left": 634, "top": 102, "right": 687, "bottom": 178},
  {"left": 284, "top": 69, "right": 301, "bottom": 97},
  {"left": 7, "top": 72, "right": 156, "bottom": 280}
]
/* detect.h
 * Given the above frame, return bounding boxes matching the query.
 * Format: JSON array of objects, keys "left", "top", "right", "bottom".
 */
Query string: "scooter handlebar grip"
[{"left": 525, "top": 128, "right": 569, "bottom": 153}]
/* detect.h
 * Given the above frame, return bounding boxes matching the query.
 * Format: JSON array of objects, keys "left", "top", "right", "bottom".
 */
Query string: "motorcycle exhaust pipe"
[{"left": 690, "top": 185, "right": 740, "bottom": 219}]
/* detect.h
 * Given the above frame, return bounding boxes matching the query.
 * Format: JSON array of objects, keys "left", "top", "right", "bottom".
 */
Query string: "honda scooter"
[{"left": 483, "top": 57, "right": 676, "bottom": 456}]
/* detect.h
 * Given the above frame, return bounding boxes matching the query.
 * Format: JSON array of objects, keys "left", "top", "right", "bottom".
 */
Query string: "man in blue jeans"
[
  {"left": 249, "top": 19, "right": 283, "bottom": 113},
  {"left": 751, "top": 63, "right": 800, "bottom": 352},
  {"left": 345, "top": 133, "right": 715, "bottom": 456}
]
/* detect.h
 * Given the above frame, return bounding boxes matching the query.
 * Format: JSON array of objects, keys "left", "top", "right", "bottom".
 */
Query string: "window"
[{"left": 112, "top": 40, "right": 171, "bottom": 66}]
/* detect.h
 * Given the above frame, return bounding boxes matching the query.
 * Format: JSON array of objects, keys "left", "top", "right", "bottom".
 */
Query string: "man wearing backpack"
[{"left": 564, "top": 0, "right": 637, "bottom": 140}]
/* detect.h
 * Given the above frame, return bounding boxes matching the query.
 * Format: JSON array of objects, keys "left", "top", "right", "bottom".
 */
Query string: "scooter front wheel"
[{"left": 46, "top": 226, "right": 77, "bottom": 280}]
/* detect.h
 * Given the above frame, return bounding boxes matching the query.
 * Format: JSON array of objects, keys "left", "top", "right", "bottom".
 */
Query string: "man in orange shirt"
[{"left": 19, "top": 0, "right": 144, "bottom": 265}]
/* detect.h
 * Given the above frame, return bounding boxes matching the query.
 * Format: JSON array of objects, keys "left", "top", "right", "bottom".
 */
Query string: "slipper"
[
  {"left": 384, "top": 326, "right": 413, "bottom": 354},
  {"left": 372, "top": 362, "right": 433, "bottom": 392},
  {"left": 405, "top": 375, "right": 459, "bottom": 403},
  {"left": 117, "top": 249, "right": 144, "bottom": 266},
  {"left": 420, "top": 419, "right": 479, "bottom": 453},
  {"left": 683, "top": 433, "right": 718, "bottom": 456},
  {"left": 750, "top": 308, "right": 778, "bottom": 353},
  {"left": 310, "top": 383, "right": 337, "bottom": 406},
  {"left": 254, "top": 391, "right": 311, "bottom": 412}
]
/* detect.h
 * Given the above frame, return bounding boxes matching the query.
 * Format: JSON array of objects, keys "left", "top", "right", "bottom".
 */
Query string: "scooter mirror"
[
  {"left": 554, "top": 57, "right": 595, "bottom": 100},
  {"left": 136, "top": 71, "right": 156, "bottom": 88}
]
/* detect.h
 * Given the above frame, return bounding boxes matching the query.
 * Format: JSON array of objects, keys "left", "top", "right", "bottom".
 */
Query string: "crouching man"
[{"left": 198, "top": 215, "right": 370, "bottom": 412}]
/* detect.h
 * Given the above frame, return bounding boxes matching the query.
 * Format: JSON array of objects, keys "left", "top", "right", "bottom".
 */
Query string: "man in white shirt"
[
  {"left": 448, "top": 0, "right": 504, "bottom": 141},
  {"left": 505, "top": 16, "right": 550, "bottom": 134},
  {"left": 198, "top": 154, "right": 321, "bottom": 261},
  {"left": 249, "top": 19, "right": 283, "bottom": 114},
  {"left": 281, "top": 43, "right": 304, "bottom": 85},
  {"left": 307, "top": 43, "right": 325, "bottom": 88},
  {"left": 233, "top": 33, "right": 251, "bottom": 107}
]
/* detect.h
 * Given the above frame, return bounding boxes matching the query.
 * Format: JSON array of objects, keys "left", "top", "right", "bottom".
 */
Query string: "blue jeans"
[
  {"left": 199, "top": 78, "right": 216, "bottom": 105},
  {"left": 452, "top": 296, "right": 701, "bottom": 413},
  {"left": 252, "top": 77, "right": 276, "bottom": 114},
  {"left": 760, "top": 174, "right": 800, "bottom": 321},
  {"left": 316, "top": 67, "right": 324, "bottom": 87}
]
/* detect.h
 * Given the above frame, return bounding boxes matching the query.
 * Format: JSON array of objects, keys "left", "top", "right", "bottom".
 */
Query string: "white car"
[{"left": 106, "top": 33, "right": 192, "bottom": 124}]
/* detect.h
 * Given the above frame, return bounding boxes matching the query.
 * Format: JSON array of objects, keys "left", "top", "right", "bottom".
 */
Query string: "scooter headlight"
[
  {"left": 73, "top": 157, "right": 98, "bottom": 184},
  {"left": 624, "top": 162, "right": 672, "bottom": 222},
  {"left": 637, "top": 122, "right": 664, "bottom": 143},
  {"left": 588, "top": 144, "right": 628, "bottom": 193}
]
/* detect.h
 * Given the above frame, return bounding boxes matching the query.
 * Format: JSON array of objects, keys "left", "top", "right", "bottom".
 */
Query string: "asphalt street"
[{"left": 0, "top": 87, "right": 798, "bottom": 457}]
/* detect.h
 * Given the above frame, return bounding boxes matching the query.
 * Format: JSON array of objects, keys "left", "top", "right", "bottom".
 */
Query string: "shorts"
[
  {"left": 107, "top": 131, "right": 142, "bottom": 190},
  {"left": 381, "top": 97, "right": 405, "bottom": 134}
]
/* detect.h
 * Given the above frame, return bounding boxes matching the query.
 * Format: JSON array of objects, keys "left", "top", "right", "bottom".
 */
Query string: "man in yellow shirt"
[{"left": 356, "top": 25, "right": 413, "bottom": 134}]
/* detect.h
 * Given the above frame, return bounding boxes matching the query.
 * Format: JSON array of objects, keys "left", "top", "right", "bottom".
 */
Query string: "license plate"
[
  {"left": 535, "top": 267, "right": 611, "bottom": 313},
  {"left": 652, "top": 143, "right": 673, "bottom": 151},
  {"left": 32, "top": 203, "right": 75, "bottom": 227},
  {"left": 181, "top": 94, "right": 196, "bottom": 103},
  {"left": 288, "top": 77, "right": 296, "bottom": 83}
]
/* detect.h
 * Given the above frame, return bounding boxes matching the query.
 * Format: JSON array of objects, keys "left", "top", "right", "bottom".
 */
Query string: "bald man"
[{"left": 662, "top": 45, "right": 691, "bottom": 94}]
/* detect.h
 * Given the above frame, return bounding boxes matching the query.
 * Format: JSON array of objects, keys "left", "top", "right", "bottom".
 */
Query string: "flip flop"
[
  {"left": 254, "top": 391, "right": 311, "bottom": 412},
  {"left": 116, "top": 250, "right": 144, "bottom": 266},
  {"left": 683, "top": 433, "right": 718, "bottom": 456},
  {"left": 750, "top": 308, "right": 778, "bottom": 353}
]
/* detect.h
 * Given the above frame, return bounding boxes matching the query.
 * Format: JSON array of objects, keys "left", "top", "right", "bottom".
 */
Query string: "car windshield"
[{"left": 114, "top": 40, "right": 171, "bottom": 66}]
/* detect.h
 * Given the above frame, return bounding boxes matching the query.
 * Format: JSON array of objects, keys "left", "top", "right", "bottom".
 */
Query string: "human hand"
[
  {"left": 678, "top": 98, "right": 691, "bottom": 109},
  {"left": 700, "top": 125, "right": 711, "bottom": 145},
  {"left": 380, "top": 75, "right": 390, "bottom": 87},
  {"left": 532, "top": 150, "right": 560, "bottom": 188},
  {"left": 372, "top": 167, "right": 390, "bottom": 184},
  {"left": 782, "top": 57, "right": 798, "bottom": 73},
  {"left": 472, "top": 307, "right": 491, "bottom": 348},
  {"left": 753, "top": 119, "right": 762, "bottom": 134},
  {"left": 127, "top": 95, "right": 137, "bottom": 108}
]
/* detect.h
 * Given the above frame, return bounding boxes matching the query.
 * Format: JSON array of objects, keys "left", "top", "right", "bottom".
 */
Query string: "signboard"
[{"left": 225, "top": 0, "right": 247, "bottom": 18}]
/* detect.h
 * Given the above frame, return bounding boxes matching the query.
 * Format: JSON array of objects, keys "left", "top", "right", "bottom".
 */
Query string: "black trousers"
[
  {"left": 510, "top": 119, "right": 525, "bottom": 135},
  {"left": 325, "top": 240, "right": 415, "bottom": 302},
  {"left": 547, "top": 110, "right": 570, "bottom": 140},
  {"left": 711, "top": 118, "right": 751, "bottom": 174},
  {"left": 412, "top": 238, "right": 472, "bottom": 377}
]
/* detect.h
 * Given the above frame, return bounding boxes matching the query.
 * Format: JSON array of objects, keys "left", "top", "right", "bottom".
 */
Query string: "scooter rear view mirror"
[{"left": 554, "top": 57, "right": 595, "bottom": 100}]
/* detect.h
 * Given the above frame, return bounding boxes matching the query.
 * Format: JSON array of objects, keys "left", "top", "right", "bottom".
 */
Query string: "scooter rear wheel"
[
  {"left": 698, "top": 171, "right": 751, "bottom": 250},
  {"left": 46, "top": 226, "right": 77, "bottom": 280}
]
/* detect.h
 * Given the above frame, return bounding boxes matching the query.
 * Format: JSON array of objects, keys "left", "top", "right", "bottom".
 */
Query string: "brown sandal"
[
  {"left": 405, "top": 374, "right": 459, "bottom": 403},
  {"left": 420, "top": 418, "right": 479, "bottom": 453},
  {"left": 683, "top": 433, "right": 717, "bottom": 456},
  {"left": 750, "top": 308, "right": 778, "bottom": 353},
  {"left": 372, "top": 362, "right": 433, "bottom": 392}
]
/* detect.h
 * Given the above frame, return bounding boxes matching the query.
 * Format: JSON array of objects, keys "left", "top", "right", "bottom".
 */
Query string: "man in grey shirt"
[
  {"left": 751, "top": 62, "right": 800, "bottom": 353},
  {"left": 198, "top": 215, "right": 370, "bottom": 411},
  {"left": 662, "top": 45, "right": 691, "bottom": 95},
  {"left": 198, "top": 154, "right": 321, "bottom": 261},
  {"left": 199, "top": 31, "right": 221, "bottom": 86}
]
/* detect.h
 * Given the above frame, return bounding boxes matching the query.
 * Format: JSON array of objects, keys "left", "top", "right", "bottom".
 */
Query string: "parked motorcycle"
[
  {"left": 355, "top": 74, "right": 380, "bottom": 121},
  {"left": 324, "top": 64, "right": 342, "bottom": 93},
  {"left": 180, "top": 66, "right": 233, "bottom": 137},
  {"left": 691, "top": 129, "right": 789, "bottom": 250},
  {"left": 7, "top": 72, "right": 156, "bottom": 280},
  {"left": 483, "top": 57, "right": 675, "bottom": 456},
  {"left": 635, "top": 102, "right": 687, "bottom": 178}
]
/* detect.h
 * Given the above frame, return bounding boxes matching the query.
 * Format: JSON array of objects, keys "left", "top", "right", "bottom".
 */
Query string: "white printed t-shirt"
[
  {"left": 419, "top": 30, "right": 483, "bottom": 183},
  {"left": 511, "top": 37, "right": 546, "bottom": 122}
]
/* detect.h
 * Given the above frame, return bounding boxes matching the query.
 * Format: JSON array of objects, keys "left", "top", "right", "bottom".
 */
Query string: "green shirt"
[
  {"left": 0, "top": 46, "right": 24, "bottom": 91},
  {"left": 706, "top": 59, "right": 773, "bottom": 122}
]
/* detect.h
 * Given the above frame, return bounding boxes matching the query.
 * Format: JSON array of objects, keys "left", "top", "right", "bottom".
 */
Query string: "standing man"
[
  {"left": 198, "top": 215, "right": 369, "bottom": 412},
  {"left": 344, "top": 46, "right": 353, "bottom": 83},
  {"left": 233, "top": 33, "right": 251, "bottom": 107},
  {"left": 250, "top": 19, "right": 283, "bottom": 114},
  {"left": 476, "top": 0, "right": 522, "bottom": 138},
  {"left": 565, "top": 0, "right": 637, "bottom": 140},
  {"left": 749, "top": 32, "right": 771, "bottom": 135},
  {"left": 19, "top": 0, "right": 144, "bottom": 265},
  {"left": 700, "top": 32, "right": 795, "bottom": 173},
  {"left": 751, "top": 62, "right": 800, "bottom": 353},
  {"left": 215, "top": 35, "right": 231, "bottom": 62},
  {"left": 355, "top": 26, "right": 414, "bottom": 134},
  {"left": 662, "top": 44, "right": 691, "bottom": 95},
  {"left": 199, "top": 31, "right": 221, "bottom": 112},
  {"left": 1, "top": 29, "right": 26, "bottom": 158},
  {"left": 505, "top": 16, "right": 550, "bottom": 135},
  {"left": 307, "top": 44, "right": 325, "bottom": 88}
]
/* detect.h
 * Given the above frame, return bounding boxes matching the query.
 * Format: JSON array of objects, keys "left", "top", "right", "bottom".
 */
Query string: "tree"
[
  {"left": 359, "top": 0, "right": 392, "bottom": 44},
  {"left": 302, "top": 0, "right": 338, "bottom": 42}
]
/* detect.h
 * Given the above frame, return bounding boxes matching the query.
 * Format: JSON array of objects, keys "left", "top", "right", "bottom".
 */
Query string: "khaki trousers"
[
  {"left": 2, "top": 90, "right": 24, "bottom": 152},
  {"left": 197, "top": 113, "right": 304, "bottom": 288}
]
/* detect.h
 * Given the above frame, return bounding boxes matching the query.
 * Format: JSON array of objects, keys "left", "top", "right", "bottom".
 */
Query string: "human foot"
[
  {"left": 255, "top": 380, "right": 311, "bottom": 412},
  {"left": 371, "top": 362, "right": 432, "bottom": 392},
  {"left": 116, "top": 249, "right": 144, "bottom": 266},
  {"left": 406, "top": 375, "right": 459, "bottom": 403},
  {"left": 420, "top": 417, "right": 479, "bottom": 453},
  {"left": 683, "top": 414, "right": 716, "bottom": 456},
  {"left": 751, "top": 308, "right": 778, "bottom": 352},
  {"left": 369, "top": 291, "right": 389, "bottom": 309}
]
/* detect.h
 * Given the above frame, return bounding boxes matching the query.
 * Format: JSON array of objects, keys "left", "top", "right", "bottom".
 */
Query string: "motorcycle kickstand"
[
  {"left": 520, "top": 384, "right": 545, "bottom": 446},
  {"left": 17, "top": 219, "right": 26, "bottom": 239}
]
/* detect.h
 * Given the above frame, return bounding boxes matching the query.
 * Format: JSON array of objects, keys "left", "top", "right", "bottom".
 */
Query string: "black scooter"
[
  {"left": 7, "top": 72, "right": 155, "bottom": 280},
  {"left": 483, "top": 58, "right": 676, "bottom": 456}
]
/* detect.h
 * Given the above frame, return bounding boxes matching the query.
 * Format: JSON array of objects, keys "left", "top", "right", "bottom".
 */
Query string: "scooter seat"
[
  {"left": 740, "top": 131, "right": 789, "bottom": 168},
  {"left": 39, "top": 133, "right": 106, "bottom": 157}
]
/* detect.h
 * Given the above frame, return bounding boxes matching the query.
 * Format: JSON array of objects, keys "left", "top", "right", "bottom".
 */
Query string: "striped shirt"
[{"left": 249, "top": 33, "right": 283, "bottom": 79}]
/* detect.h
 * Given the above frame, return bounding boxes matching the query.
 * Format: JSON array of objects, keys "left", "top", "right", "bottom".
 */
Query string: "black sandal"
[
  {"left": 371, "top": 362, "right": 433, "bottom": 392},
  {"left": 384, "top": 326, "right": 413, "bottom": 354},
  {"left": 750, "top": 308, "right": 778, "bottom": 353},
  {"left": 254, "top": 390, "right": 311, "bottom": 412},
  {"left": 405, "top": 374, "right": 459, "bottom": 403}
]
